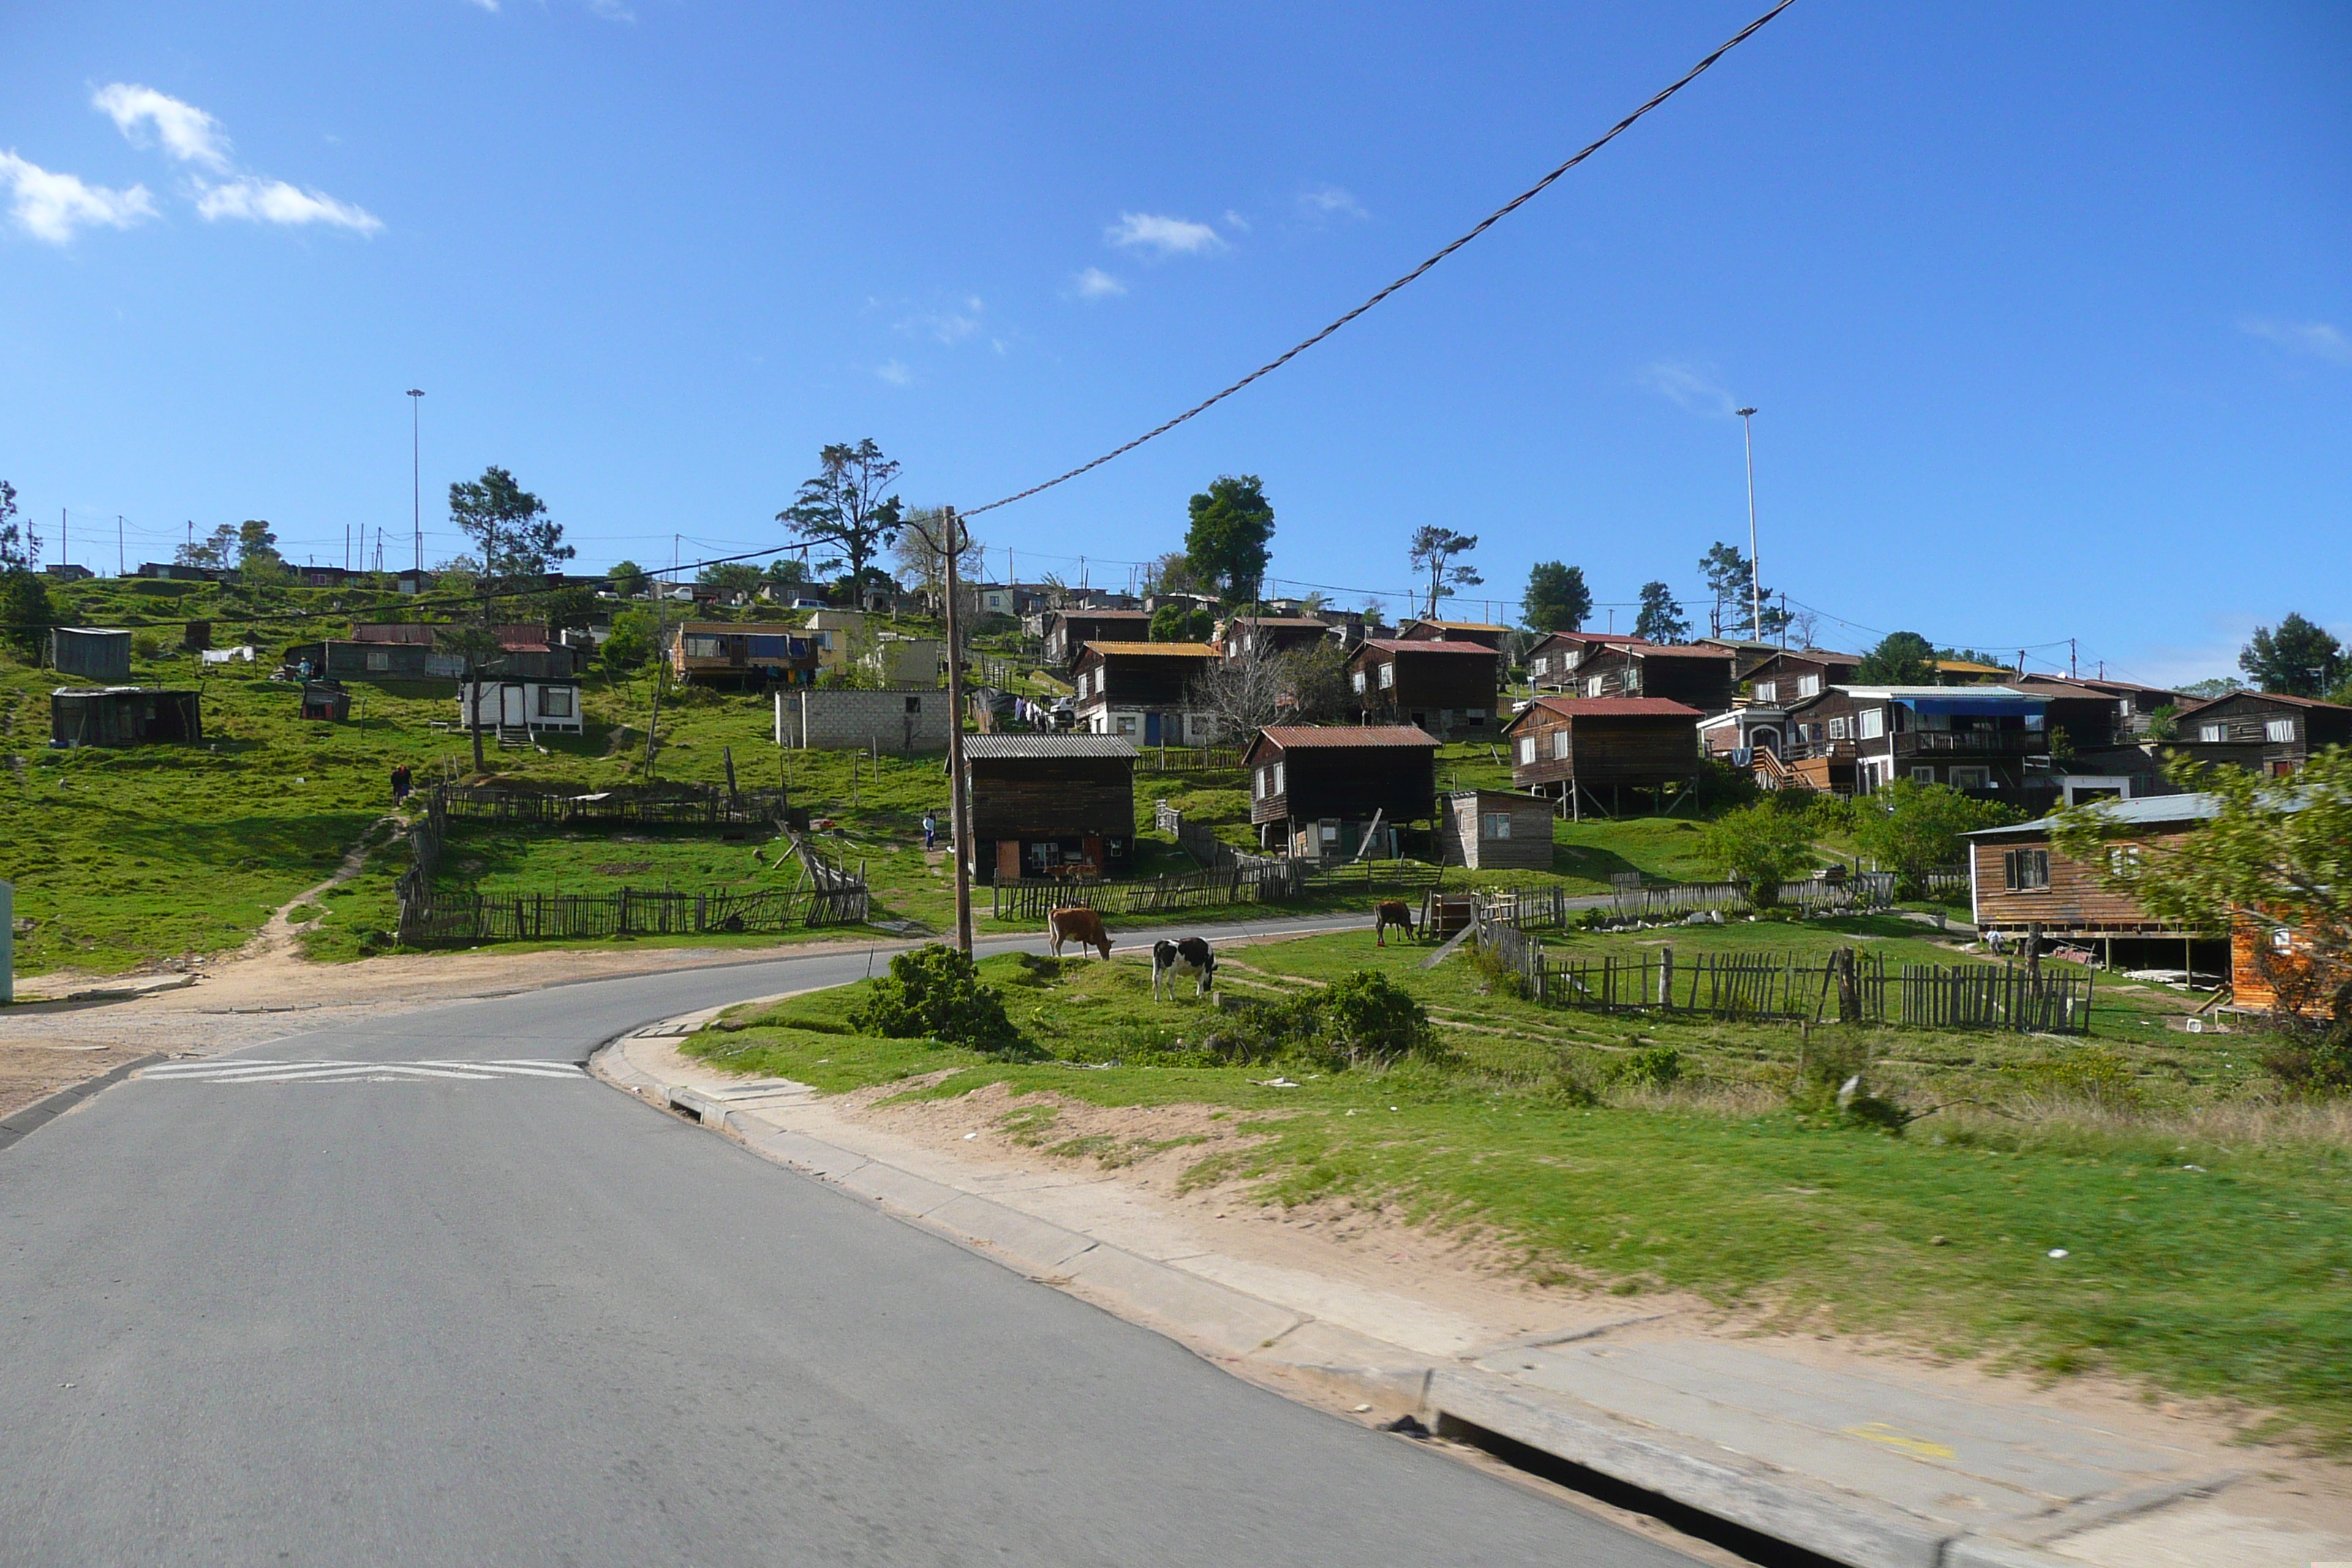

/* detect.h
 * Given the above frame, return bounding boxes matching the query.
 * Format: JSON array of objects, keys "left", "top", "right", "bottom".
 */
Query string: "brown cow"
[
  {"left": 1374, "top": 900, "right": 1415, "bottom": 946},
  {"left": 1047, "top": 905, "right": 1113, "bottom": 960}
]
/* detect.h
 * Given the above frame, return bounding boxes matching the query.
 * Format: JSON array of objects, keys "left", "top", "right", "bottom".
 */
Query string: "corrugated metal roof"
[
  {"left": 1052, "top": 607, "right": 1151, "bottom": 618},
  {"left": 1358, "top": 638, "right": 1499, "bottom": 655},
  {"left": 1255, "top": 725, "right": 1440, "bottom": 749},
  {"left": 1516, "top": 696, "right": 1705, "bottom": 720},
  {"left": 1406, "top": 619, "right": 1509, "bottom": 632},
  {"left": 2177, "top": 690, "right": 2350, "bottom": 712},
  {"left": 1966, "top": 792, "right": 2222, "bottom": 838},
  {"left": 962, "top": 734, "right": 1140, "bottom": 759},
  {"left": 1619, "top": 643, "right": 1738, "bottom": 660},
  {"left": 1077, "top": 641, "right": 1219, "bottom": 657}
]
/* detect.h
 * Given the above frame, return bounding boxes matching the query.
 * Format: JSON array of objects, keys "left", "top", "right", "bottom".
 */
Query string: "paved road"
[{"left": 1, "top": 926, "right": 1693, "bottom": 1567}]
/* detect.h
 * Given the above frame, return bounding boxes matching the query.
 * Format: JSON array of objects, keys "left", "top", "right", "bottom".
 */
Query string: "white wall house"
[{"left": 457, "top": 679, "right": 585, "bottom": 735}]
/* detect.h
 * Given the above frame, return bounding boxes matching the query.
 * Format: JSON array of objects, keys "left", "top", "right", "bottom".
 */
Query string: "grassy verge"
[{"left": 687, "top": 927, "right": 2352, "bottom": 1449}]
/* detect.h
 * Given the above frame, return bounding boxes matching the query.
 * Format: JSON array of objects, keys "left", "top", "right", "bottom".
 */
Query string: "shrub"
[
  {"left": 1695, "top": 802, "right": 1819, "bottom": 906},
  {"left": 131, "top": 629, "right": 165, "bottom": 660},
  {"left": 2007, "top": 1046, "right": 2141, "bottom": 1107},
  {"left": 1849, "top": 780, "right": 2021, "bottom": 899},
  {"left": 1317, "top": 970, "right": 1448, "bottom": 1065},
  {"left": 1605, "top": 1044, "right": 1683, "bottom": 1092},
  {"left": 848, "top": 943, "right": 1022, "bottom": 1052},
  {"left": 1787, "top": 1034, "right": 1915, "bottom": 1134}
]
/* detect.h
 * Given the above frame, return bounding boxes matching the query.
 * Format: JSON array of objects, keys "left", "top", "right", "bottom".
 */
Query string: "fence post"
[{"left": 1658, "top": 946, "right": 1673, "bottom": 1008}]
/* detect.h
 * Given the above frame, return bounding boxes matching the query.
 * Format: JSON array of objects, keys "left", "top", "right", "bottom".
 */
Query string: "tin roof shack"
[
  {"left": 295, "top": 622, "right": 583, "bottom": 685},
  {"left": 458, "top": 677, "right": 585, "bottom": 736},
  {"left": 1782, "top": 686, "right": 2051, "bottom": 803},
  {"left": 1964, "top": 794, "right": 2229, "bottom": 977},
  {"left": 663, "top": 622, "right": 819, "bottom": 689},
  {"left": 1436, "top": 788, "right": 1553, "bottom": 870},
  {"left": 300, "top": 680, "right": 351, "bottom": 722},
  {"left": 1346, "top": 639, "right": 1499, "bottom": 737},
  {"left": 1397, "top": 619, "right": 1509, "bottom": 651},
  {"left": 51, "top": 687, "right": 203, "bottom": 748},
  {"left": 1043, "top": 608, "right": 1153, "bottom": 670},
  {"left": 1738, "top": 649, "right": 1861, "bottom": 709},
  {"left": 1243, "top": 725, "right": 1438, "bottom": 859},
  {"left": 49, "top": 627, "right": 133, "bottom": 683},
  {"left": 1561, "top": 640, "right": 1737, "bottom": 712},
  {"left": 1525, "top": 630, "right": 1622, "bottom": 692},
  {"left": 962, "top": 734, "right": 1139, "bottom": 883},
  {"left": 2171, "top": 691, "right": 2352, "bottom": 778},
  {"left": 1220, "top": 616, "right": 1330, "bottom": 663},
  {"left": 1504, "top": 696, "right": 1704, "bottom": 817},
  {"left": 1072, "top": 641, "right": 1221, "bottom": 747}
]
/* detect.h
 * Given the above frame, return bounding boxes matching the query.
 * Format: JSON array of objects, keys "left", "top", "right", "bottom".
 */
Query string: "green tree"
[
  {"left": 696, "top": 561, "right": 765, "bottom": 598},
  {"left": 235, "top": 519, "right": 282, "bottom": 568},
  {"left": 1853, "top": 630, "right": 1937, "bottom": 685},
  {"left": 1150, "top": 604, "right": 1214, "bottom": 643},
  {"left": 601, "top": 606, "right": 660, "bottom": 670},
  {"left": 1406, "top": 526, "right": 1480, "bottom": 619},
  {"left": 848, "top": 943, "right": 1021, "bottom": 1052},
  {"left": 177, "top": 524, "right": 237, "bottom": 570},
  {"left": 0, "top": 481, "right": 50, "bottom": 663},
  {"left": 1632, "top": 581, "right": 1689, "bottom": 644},
  {"left": 1185, "top": 475, "right": 1275, "bottom": 606},
  {"left": 1522, "top": 561, "right": 1592, "bottom": 633},
  {"left": 608, "top": 559, "right": 649, "bottom": 597},
  {"left": 780, "top": 439, "right": 903, "bottom": 583},
  {"left": 1697, "top": 542, "right": 1788, "bottom": 639},
  {"left": 763, "top": 557, "right": 810, "bottom": 591},
  {"left": 2180, "top": 676, "right": 2244, "bottom": 700},
  {"left": 447, "top": 467, "right": 572, "bottom": 772},
  {"left": 1280, "top": 640, "right": 1352, "bottom": 723},
  {"left": 0, "top": 480, "right": 31, "bottom": 573},
  {"left": 2239, "top": 612, "right": 2344, "bottom": 697},
  {"left": 1849, "top": 780, "right": 2019, "bottom": 898},
  {"left": 1695, "top": 802, "right": 1818, "bottom": 905}
]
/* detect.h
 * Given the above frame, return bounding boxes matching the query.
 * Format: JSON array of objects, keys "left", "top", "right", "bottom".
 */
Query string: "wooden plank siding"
[
  {"left": 1504, "top": 698, "right": 1703, "bottom": 794},
  {"left": 1966, "top": 832, "right": 2195, "bottom": 935},
  {"left": 966, "top": 754, "right": 1135, "bottom": 843}
]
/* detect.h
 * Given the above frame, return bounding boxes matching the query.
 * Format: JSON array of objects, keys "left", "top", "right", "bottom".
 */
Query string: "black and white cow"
[{"left": 1151, "top": 936, "right": 1216, "bottom": 1001}]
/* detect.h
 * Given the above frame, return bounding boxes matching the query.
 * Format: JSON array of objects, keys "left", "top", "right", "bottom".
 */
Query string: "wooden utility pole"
[{"left": 942, "top": 506, "right": 974, "bottom": 954}]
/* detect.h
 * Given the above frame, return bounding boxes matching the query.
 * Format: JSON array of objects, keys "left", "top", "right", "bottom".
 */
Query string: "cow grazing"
[
  {"left": 1152, "top": 937, "right": 1216, "bottom": 1001},
  {"left": 1047, "top": 905, "right": 1113, "bottom": 961},
  {"left": 1374, "top": 900, "right": 1416, "bottom": 947}
]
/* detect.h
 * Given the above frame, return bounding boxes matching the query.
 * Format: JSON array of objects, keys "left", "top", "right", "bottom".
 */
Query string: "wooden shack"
[
  {"left": 1043, "top": 608, "right": 1153, "bottom": 669},
  {"left": 1436, "top": 789, "right": 1553, "bottom": 870},
  {"left": 1738, "top": 649, "right": 1861, "bottom": 710},
  {"left": 1396, "top": 619, "right": 1509, "bottom": 651},
  {"left": 49, "top": 627, "right": 132, "bottom": 683},
  {"left": 1243, "top": 724, "right": 1439, "bottom": 859},
  {"left": 664, "top": 622, "right": 819, "bottom": 688},
  {"left": 2171, "top": 691, "right": 2352, "bottom": 777},
  {"left": 1526, "top": 630, "right": 1621, "bottom": 691},
  {"left": 300, "top": 680, "right": 352, "bottom": 722},
  {"left": 1220, "top": 616, "right": 1331, "bottom": 663},
  {"left": 1560, "top": 641, "right": 1737, "bottom": 712},
  {"left": 50, "top": 687, "right": 203, "bottom": 747},
  {"left": 1071, "top": 641, "right": 1220, "bottom": 745},
  {"left": 1346, "top": 639, "right": 1499, "bottom": 737},
  {"left": 1963, "top": 794, "right": 2225, "bottom": 975},
  {"left": 1503, "top": 696, "right": 1703, "bottom": 817},
  {"left": 962, "top": 734, "right": 1139, "bottom": 882},
  {"left": 2232, "top": 915, "right": 2342, "bottom": 1019}
]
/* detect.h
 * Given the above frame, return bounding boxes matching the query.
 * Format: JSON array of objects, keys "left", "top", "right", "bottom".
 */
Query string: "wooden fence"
[
  {"left": 437, "top": 781, "right": 794, "bottom": 830},
  {"left": 1139, "top": 746, "right": 1243, "bottom": 773},
  {"left": 1605, "top": 872, "right": 1896, "bottom": 921},
  {"left": 991, "top": 865, "right": 1276, "bottom": 921},
  {"left": 1899, "top": 962, "right": 2093, "bottom": 1033}
]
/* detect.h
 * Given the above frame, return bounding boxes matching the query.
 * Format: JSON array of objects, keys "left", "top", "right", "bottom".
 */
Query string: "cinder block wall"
[{"left": 778, "top": 689, "right": 953, "bottom": 753}]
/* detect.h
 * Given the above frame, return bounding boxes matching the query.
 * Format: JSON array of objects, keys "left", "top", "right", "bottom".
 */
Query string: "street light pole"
[
  {"left": 941, "top": 507, "right": 974, "bottom": 956},
  {"left": 406, "top": 389, "right": 425, "bottom": 576},
  {"left": 1736, "top": 407, "right": 1760, "bottom": 641}
]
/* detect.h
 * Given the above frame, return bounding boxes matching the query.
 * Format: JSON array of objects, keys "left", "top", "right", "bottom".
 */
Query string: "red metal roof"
[
  {"left": 1358, "top": 638, "right": 1498, "bottom": 655},
  {"left": 1515, "top": 696, "right": 1705, "bottom": 720},
  {"left": 1255, "top": 725, "right": 1441, "bottom": 748},
  {"left": 2178, "top": 690, "right": 2351, "bottom": 713},
  {"left": 1609, "top": 641, "right": 1736, "bottom": 660}
]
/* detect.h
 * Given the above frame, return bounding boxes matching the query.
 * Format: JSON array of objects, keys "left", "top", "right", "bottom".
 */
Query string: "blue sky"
[{"left": 2, "top": 1, "right": 2345, "bottom": 686}]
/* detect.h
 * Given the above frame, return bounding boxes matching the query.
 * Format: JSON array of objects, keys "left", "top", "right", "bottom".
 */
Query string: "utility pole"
[
  {"left": 2070, "top": 638, "right": 2078, "bottom": 679},
  {"left": 1736, "top": 407, "right": 1761, "bottom": 641},
  {"left": 406, "top": 389, "right": 425, "bottom": 574},
  {"left": 941, "top": 507, "right": 974, "bottom": 955},
  {"left": 117, "top": 516, "right": 124, "bottom": 578}
]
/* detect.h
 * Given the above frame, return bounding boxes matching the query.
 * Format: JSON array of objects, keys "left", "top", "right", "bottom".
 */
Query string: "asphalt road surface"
[{"left": 1, "top": 925, "right": 1694, "bottom": 1567}]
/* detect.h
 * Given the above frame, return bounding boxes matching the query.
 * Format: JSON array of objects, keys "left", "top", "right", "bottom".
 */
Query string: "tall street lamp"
[
  {"left": 407, "top": 389, "right": 426, "bottom": 576},
  {"left": 1736, "top": 406, "right": 1760, "bottom": 641}
]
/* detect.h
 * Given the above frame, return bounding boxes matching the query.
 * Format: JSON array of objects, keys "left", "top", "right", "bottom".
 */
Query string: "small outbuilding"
[
  {"left": 1436, "top": 789, "right": 1553, "bottom": 870},
  {"left": 1243, "top": 724, "right": 1440, "bottom": 860},
  {"left": 50, "top": 627, "right": 133, "bottom": 683},
  {"left": 301, "top": 680, "right": 353, "bottom": 722},
  {"left": 962, "top": 734, "right": 1140, "bottom": 882},
  {"left": 50, "top": 687, "right": 203, "bottom": 748}
]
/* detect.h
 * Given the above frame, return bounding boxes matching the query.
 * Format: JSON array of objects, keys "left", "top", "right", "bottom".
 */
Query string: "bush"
[
  {"left": 1695, "top": 802, "right": 1819, "bottom": 906},
  {"left": 848, "top": 943, "right": 1022, "bottom": 1052},
  {"left": 1787, "top": 1035, "right": 1915, "bottom": 1134},
  {"left": 1849, "top": 780, "right": 2021, "bottom": 899},
  {"left": 1605, "top": 1044, "right": 1683, "bottom": 1091},
  {"left": 1317, "top": 970, "right": 1448, "bottom": 1064},
  {"left": 600, "top": 606, "right": 660, "bottom": 670},
  {"left": 2006, "top": 1046, "right": 2141, "bottom": 1107},
  {"left": 131, "top": 629, "right": 165, "bottom": 660}
]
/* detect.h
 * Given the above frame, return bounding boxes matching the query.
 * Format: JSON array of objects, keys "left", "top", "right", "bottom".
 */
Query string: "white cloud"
[
  {"left": 1640, "top": 359, "right": 1739, "bottom": 416},
  {"left": 1297, "top": 184, "right": 1365, "bottom": 220},
  {"left": 92, "top": 83, "right": 232, "bottom": 171},
  {"left": 0, "top": 151, "right": 157, "bottom": 243},
  {"left": 584, "top": 0, "right": 635, "bottom": 18},
  {"left": 1223, "top": 208, "right": 1251, "bottom": 233},
  {"left": 2240, "top": 317, "right": 2351, "bottom": 366},
  {"left": 875, "top": 360, "right": 912, "bottom": 387},
  {"left": 195, "top": 176, "right": 382, "bottom": 233},
  {"left": 894, "top": 295, "right": 987, "bottom": 345},
  {"left": 1105, "top": 211, "right": 1224, "bottom": 257},
  {"left": 465, "top": 0, "right": 500, "bottom": 10},
  {"left": 1071, "top": 267, "right": 1126, "bottom": 299}
]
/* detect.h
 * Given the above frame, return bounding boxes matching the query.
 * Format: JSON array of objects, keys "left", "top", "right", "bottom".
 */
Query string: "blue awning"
[{"left": 1899, "top": 696, "right": 2044, "bottom": 717}]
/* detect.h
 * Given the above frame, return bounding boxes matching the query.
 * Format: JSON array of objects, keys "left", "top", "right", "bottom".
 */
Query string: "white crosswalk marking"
[{"left": 141, "top": 1060, "right": 587, "bottom": 1085}]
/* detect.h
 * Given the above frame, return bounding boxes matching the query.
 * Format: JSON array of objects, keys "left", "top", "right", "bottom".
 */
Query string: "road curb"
[{"left": 0, "top": 1053, "right": 166, "bottom": 1152}]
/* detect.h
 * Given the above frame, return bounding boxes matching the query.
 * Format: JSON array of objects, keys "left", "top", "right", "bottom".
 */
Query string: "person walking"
[
  {"left": 921, "top": 810, "right": 937, "bottom": 851},
  {"left": 391, "top": 764, "right": 412, "bottom": 804}
]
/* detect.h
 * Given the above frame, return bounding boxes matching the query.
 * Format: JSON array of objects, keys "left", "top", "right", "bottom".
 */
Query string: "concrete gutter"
[
  {"left": 0, "top": 1053, "right": 166, "bottom": 1153},
  {"left": 590, "top": 1014, "right": 2280, "bottom": 1568}
]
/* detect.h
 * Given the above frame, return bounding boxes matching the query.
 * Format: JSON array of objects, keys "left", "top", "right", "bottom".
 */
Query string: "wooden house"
[
  {"left": 962, "top": 734, "right": 1139, "bottom": 883},
  {"left": 2010, "top": 675, "right": 2185, "bottom": 742},
  {"left": 1396, "top": 619, "right": 1509, "bottom": 651},
  {"left": 1964, "top": 794, "right": 2226, "bottom": 976},
  {"left": 1346, "top": 638, "right": 1499, "bottom": 736},
  {"left": 1525, "top": 630, "right": 1621, "bottom": 692},
  {"left": 1778, "top": 685, "right": 2049, "bottom": 801},
  {"left": 1242, "top": 725, "right": 1439, "bottom": 859},
  {"left": 2170, "top": 691, "right": 2352, "bottom": 777},
  {"left": 663, "top": 622, "right": 821, "bottom": 688},
  {"left": 458, "top": 677, "right": 585, "bottom": 737},
  {"left": 1929, "top": 657, "right": 2015, "bottom": 684},
  {"left": 1738, "top": 649, "right": 1861, "bottom": 710},
  {"left": 48, "top": 627, "right": 132, "bottom": 683},
  {"left": 2232, "top": 914, "right": 2343, "bottom": 1019},
  {"left": 1072, "top": 641, "right": 1221, "bottom": 745},
  {"left": 1503, "top": 696, "right": 1705, "bottom": 816},
  {"left": 1043, "top": 608, "right": 1153, "bottom": 670},
  {"left": 300, "top": 681, "right": 352, "bottom": 722},
  {"left": 1436, "top": 789, "right": 1553, "bottom": 870},
  {"left": 1558, "top": 641, "right": 1736, "bottom": 713},
  {"left": 1695, "top": 638, "right": 1787, "bottom": 680},
  {"left": 50, "top": 687, "right": 203, "bottom": 747},
  {"left": 1220, "top": 616, "right": 1330, "bottom": 663}
]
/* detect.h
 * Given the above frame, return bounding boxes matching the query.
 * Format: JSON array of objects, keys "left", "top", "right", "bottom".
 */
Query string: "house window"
[
  {"left": 1273, "top": 762, "right": 1284, "bottom": 794},
  {"left": 365, "top": 648, "right": 391, "bottom": 672},
  {"left": 2265, "top": 718, "right": 2296, "bottom": 743},
  {"left": 1351, "top": 669, "right": 1366, "bottom": 693},
  {"left": 538, "top": 686, "right": 574, "bottom": 718},
  {"left": 1115, "top": 715, "right": 1136, "bottom": 735},
  {"left": 1910, "top": 766, "right": 1936, "bottom": 783},
  {"left": 1481, "top": 813, "right": 1512, "bottom": 840},
  {"left": 1950, "top": 766, "right": 1990, "bottom": 791},
  {"left": 2198, "top": 723, "right": 2227, "bottom": 743},
  {"left": 1531, "top": 656, "right": 1548, "bottom": 675},
  {"left": 1857, "top": 708, "right": 1885, "bottom": 740},
  {"left": 905, "top": 696, "right": 922, "bottom": 714},
  {"left": 685, "top": 636, "right": 724, "bottom": 658},
  {"left": 1378, "top": 663, "right": 1395, "bottom": 690},
  {"left": 2108, "top": 845, "right": 2142, "bottom": 875},
  {"left": 2272, "top": 926, "right": 2295, "bottom": 953},
  {"left": 1754, "top": 681, "right": 1778, "bottom": 704},
  {"left": 1798, "top": 674, "right": 1820, "bottom": 698},
  {"left": 1551, "top": 729, "right": 1570, "bottom": 760},
  {"left": 1585, "top": 675, "right": 1605, "bottom": 698},
  {"left": 2003, "top": 849, "right": 2050, "bottom": 892},
  {"left": 1828, "top": 716, "right": 1850, "bottom": 740},
  {"left": 1516, "top": 736, "right": 1537, "bottom": 765}
]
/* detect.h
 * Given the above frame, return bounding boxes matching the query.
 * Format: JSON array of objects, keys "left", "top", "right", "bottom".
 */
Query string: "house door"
[
  {"left": 996, "top": 840, "right": 1022, "bottom": 882},
  {"left": 500, "top": 685, "right": 527, "bottom": 727},
  {"left": 1144, "top": 711, "right": 1162, "bottom": 745},
  {"left": 1082, "top": 834, "right": 1104, "bottom": 872}
]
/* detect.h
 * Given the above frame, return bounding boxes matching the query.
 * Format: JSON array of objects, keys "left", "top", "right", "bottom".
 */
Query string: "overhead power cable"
[{"left": 963, "top": 0, "right": 1796, "bottom": 518}]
